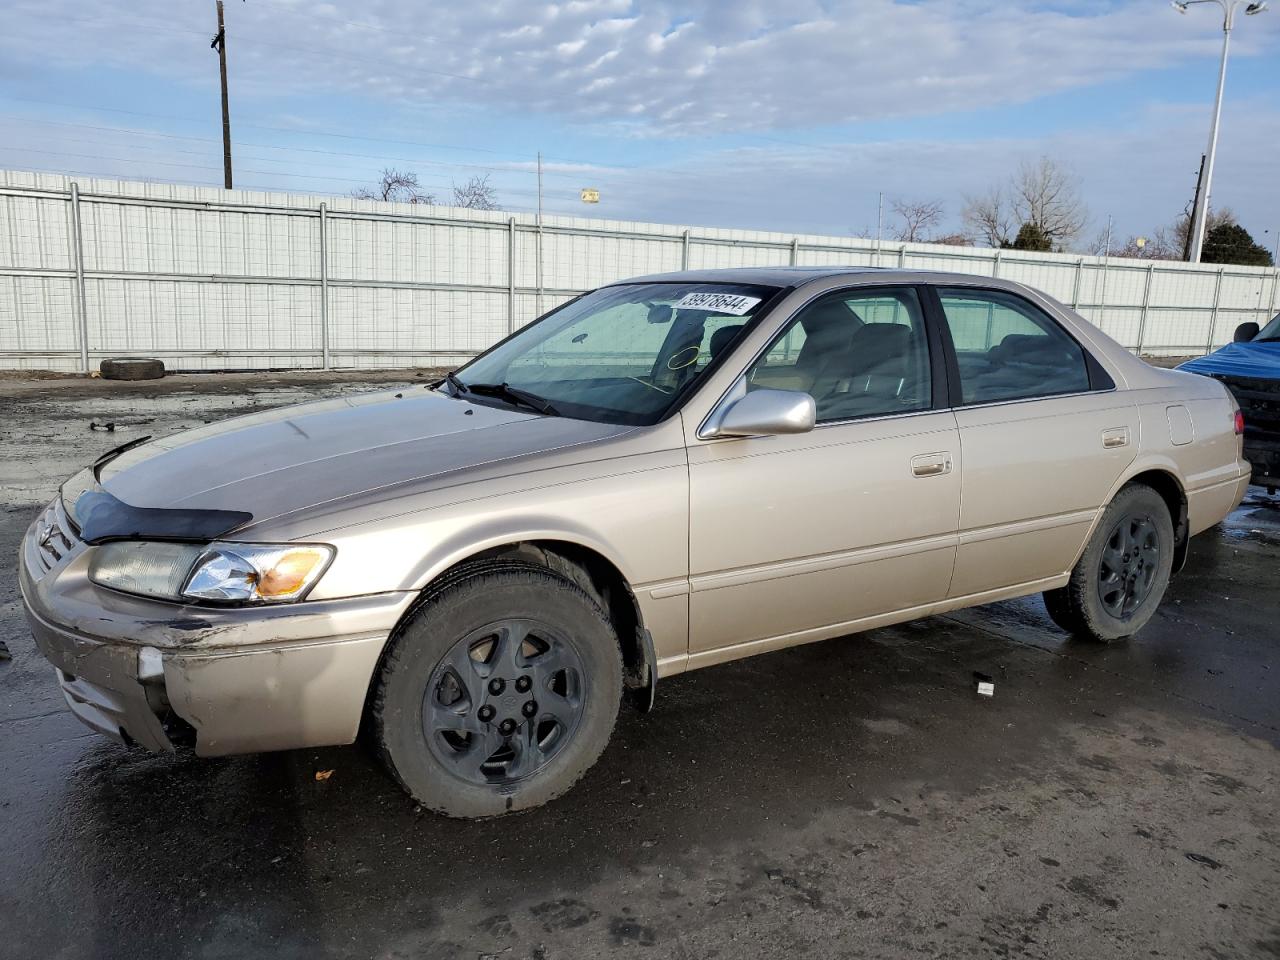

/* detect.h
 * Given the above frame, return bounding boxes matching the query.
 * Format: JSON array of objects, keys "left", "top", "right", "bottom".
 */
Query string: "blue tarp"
[{"left": 1179, "top": 340, "right": 1280, "bottom": 380}]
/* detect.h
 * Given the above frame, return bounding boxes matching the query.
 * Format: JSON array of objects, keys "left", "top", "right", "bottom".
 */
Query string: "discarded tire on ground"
[{"left": 99, "top": 358, "right": 165, "bottom": 381}]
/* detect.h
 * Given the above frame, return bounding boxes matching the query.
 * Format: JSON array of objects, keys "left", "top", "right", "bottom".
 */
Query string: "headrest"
[
  {"left": 708, "top": 324, "right": 744, "bottom": 360},
  {"left": 995, "top": 332, "right": 1069, "bottom": 362},
  {"left": 849, "top": 322, "right": 910, "bottom": 364},
  {"left": 800, "top": 300, "right": 857, "bottom": 338}
]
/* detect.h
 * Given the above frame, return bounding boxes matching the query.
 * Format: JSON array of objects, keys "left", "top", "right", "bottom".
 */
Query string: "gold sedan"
[{"left": 20, "top": 268, "right": 1250, "bottom": 817}]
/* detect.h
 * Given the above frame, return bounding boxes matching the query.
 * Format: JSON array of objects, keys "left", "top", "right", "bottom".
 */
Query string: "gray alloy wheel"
[
  {"left": 372, "top": 561, "right": 622, "bottom": 818},
  {"left": 423, "top": 617, "right": 587, "bottom": 787},
  {"left": 1042, "top": 483, "right": 1175, "bottom": 643}
]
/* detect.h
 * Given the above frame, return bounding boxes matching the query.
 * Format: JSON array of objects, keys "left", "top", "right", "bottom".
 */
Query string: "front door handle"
[{"left": 910, "top": 452, "right": 953, "bottom": 478}]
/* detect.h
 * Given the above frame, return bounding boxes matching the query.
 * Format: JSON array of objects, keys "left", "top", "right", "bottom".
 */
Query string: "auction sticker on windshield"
[{"left": 675, "top": 292, "right": 762, "bottom": 315}]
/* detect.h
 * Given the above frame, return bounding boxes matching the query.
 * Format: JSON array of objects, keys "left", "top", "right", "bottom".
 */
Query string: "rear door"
[
  {"left": 684, "top": 284, "right": 962, "bottom": 661},
  {"left": 928, "top": 285, "right": 1138, "bottom": 599}
]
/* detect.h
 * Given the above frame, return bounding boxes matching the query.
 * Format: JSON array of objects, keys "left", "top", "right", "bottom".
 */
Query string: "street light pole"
[{"left": 1173, "top": 0, "right": 1268, "bottom": 263}]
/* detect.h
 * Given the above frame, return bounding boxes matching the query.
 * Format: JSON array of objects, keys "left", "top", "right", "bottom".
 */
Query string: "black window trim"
[{"left": 920, "top": 283, "right": 1115, "bottom": 410}]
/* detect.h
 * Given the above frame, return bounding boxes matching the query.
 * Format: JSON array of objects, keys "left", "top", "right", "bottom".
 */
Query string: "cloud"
[
  {"left": 575, "top": 98, "right": 1280, "bottom": 241},
  {"left": 2, "top": 0, "right": 1276, "bottom": 136},
  {"left": 0, "top": 0, "right": 1275, "bottom": 246}
]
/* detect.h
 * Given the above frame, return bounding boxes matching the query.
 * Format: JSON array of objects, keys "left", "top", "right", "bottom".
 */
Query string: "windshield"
[
  {"left": 452, "top": 282, "right": 781, "bottom": 425},
  {"left": 1256, "top": 312, "right": 1280, "bottom": 341}
]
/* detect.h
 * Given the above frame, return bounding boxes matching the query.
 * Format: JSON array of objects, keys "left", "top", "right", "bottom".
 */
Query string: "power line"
[
  {"left": 0, "top": 114, "right": 627, "bottom": 188},
  {"left": 43, "top": 11, "right": 481, "bottom": 85},
  {"left": 0, "top": 145, "right": 557, "bottom": 201},
  {"left": 0, "top": 96, "right": 639, "bottom": 170}
]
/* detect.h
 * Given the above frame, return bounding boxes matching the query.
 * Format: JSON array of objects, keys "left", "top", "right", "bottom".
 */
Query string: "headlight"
[{"left": 88, "top": 541, "right": 333, "bottom": 604}]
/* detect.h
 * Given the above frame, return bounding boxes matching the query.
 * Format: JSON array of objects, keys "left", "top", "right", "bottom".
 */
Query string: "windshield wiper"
[
  {"left": 442, "top": 370, "right": 469, "bottom": 396},
  {"left": 465, "top": 381, "right": 560, "bottom": 416}
]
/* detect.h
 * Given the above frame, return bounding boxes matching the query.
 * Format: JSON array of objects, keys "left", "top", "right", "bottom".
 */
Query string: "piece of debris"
[
  {"left": 1185, "top": 852, "right": 1222, "bottom": 869},
  {"left": 89, "top": 421, "right": 116, "bottom": 432},
  {"left": 973, "top": 671, "right": 995, "bottom": 697},
  {"left": 314, "top": 769, "right": 335, "bottom": 781},
  {"left": 0, "top": 640, "right": 11, "bottom": 661},
  {"left": 100, "top": 357, "right": 165, "bottom": 381}
]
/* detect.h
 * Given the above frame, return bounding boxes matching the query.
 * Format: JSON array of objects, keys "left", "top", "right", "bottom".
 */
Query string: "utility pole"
[
  {"left": 875, "top": 191, "right": 883, "bottom": 263},
  {"left": 211, "top": 1, "right": 233, "bottom": 189},
  {"left": 535, "top": 152, "right": 544, "bottom": 315},
  {"left": 1182, "top": 154, "right": 1206, "bottom": 261}
]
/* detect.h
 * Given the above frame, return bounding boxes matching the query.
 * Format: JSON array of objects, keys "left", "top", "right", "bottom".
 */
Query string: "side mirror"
[
  {"left": 704, "top": 388, "right": 816, "bottom": 439},
  {"left": 1233, "top": 321, "right": 1260, "bottom": 343}
]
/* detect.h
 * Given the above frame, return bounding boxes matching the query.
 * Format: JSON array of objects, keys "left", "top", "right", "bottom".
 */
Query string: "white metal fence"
[{"left": 1, "top": 168, "right": 1277, "bottom": 373}]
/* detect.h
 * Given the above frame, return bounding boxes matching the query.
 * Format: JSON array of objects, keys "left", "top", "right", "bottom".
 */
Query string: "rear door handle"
[
  {"left": 910, "top": 452, "right": 953, "bottom": 478},
  {"left": 1102, "top": 426, "right": 1130, "bottom": 449}
]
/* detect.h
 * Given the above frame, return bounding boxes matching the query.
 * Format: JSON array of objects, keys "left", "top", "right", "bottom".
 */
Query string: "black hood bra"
[{"left": 71, "top": 438, "right": 251, "bottom": 545}]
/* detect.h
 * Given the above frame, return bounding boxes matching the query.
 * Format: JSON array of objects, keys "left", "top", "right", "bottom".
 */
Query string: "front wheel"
[
  {"left": 371, "top": 562, "right": 622, "bottom": 818},
  {"left": 1043, "top": 484, "right": 1175, "bottom": 643}
]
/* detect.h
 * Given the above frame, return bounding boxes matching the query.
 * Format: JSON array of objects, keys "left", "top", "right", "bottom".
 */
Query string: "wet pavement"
[{"left": 1, "top": 372, "right": 1278, "bottom": 960}]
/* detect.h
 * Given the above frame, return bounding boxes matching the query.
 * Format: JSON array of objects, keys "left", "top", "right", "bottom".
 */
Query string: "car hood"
[
  {"left": 1179, "top": 340, "right": 1280, "bottom": 380},
  {"left": 95, "top": 387, "right": 632, "bottom": 530}
]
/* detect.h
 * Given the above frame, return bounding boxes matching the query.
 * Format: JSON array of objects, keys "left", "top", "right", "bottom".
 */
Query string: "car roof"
[{"left": 607, "top": 266, "right": 1027, "bottom": 290}]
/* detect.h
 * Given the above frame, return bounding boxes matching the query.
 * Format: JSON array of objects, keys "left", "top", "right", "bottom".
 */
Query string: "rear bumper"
[{"left": 19, "top": 502, "right": 414, "bottom": 756}]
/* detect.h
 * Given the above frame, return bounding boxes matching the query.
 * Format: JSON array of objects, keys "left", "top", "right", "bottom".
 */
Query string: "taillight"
[{"left": 1234, "top": 409, "right": 1245, "bottom": 435}]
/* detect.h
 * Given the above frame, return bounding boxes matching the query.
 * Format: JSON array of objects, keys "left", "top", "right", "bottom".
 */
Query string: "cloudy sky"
[{"left": 2, "top": 0, "right": 1278, "bottom": 249}]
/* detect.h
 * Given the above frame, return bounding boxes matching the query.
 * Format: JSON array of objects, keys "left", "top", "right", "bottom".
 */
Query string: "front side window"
[
  {"left": 455, "top": 282, "right": 778, "bottom": 425},
  {"left": 746, "top": 286, "right": 932, "bottom": 422},
  {"left": 936, "top": 288, "right": 1091, "bottom": 405}
]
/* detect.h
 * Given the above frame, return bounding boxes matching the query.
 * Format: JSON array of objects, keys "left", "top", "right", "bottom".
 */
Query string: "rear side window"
[{"left": 936, "top": 288, "right": 1092, "bottom": 405}]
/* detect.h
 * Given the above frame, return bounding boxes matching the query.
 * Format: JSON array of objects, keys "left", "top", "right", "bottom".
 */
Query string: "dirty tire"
[
  {"left": 372, "top": 561, "right": 622, "bottom": 818},
  {"left": 99, "top": 358, "right": 165, "bottom": 381},
  {"left": 1042, "top": 483, "right": 1174, "bottom": 643}
]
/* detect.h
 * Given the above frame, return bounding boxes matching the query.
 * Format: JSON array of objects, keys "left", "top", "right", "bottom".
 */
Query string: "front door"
[{"left": 685, "top": 285, "right": 962, "bottom": 663}]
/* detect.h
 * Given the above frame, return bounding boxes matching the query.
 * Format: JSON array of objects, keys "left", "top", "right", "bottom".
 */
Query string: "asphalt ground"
[{"left": 1, "top": 371, "right": 1277, "bottom": 960}]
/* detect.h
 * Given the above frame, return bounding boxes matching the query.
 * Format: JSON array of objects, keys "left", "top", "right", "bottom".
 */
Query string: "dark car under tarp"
[{"left": 1181, "top": 313, "right": 1280, "bottom": 491}]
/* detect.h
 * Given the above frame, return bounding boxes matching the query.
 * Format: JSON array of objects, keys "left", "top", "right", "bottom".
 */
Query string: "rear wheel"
[
  {"left": 372, "top": 562, "right": 622, "bottom": 818},
  {"left": 1042, "top": 484, "right": 1174, "bottom": 643}
]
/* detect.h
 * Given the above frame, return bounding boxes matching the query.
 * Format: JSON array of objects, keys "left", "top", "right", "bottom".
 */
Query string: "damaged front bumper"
[
  {"left": 19, "top": 499, "right": 414, "bottom": 756},
  {"left": 1212, "top": 373, "right": 1280, "bottom": 490}
]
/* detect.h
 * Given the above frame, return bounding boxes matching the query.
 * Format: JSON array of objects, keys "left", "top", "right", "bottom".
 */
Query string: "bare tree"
[
  {"left": 352, "top": 167, "right": 435, "bottom": 204},
  {"left": 1011, "top": 156, "right": 1087, "bottom": 247},
  {"left": 890, "top": 197, "right": 944, "bottom": 242},
  {"left": 1172, "top": 206, "right": 1235, "bottom": 259},
  {"left": 961, "top": 186, "right": 1016, "bottom": 248},
  {"left": 451, "top": 174, "right": 499, "bottom": 211},
  {"left": 1112, "top": 227, "right": 1179, "bottom": 260},
  {"left": 932, "top": 232, "right": 973, "bottom": 247}
]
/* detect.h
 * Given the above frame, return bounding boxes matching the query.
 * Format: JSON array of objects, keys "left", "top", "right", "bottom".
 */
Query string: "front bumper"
[
  {"left": 1212, "top": 373, "right": 1280, "bottom": 489},
  {"left": 1244, "top": 435, "right": 1280, "bottom": 490},
  {"left": 19, "top": 499, "right": 415, "bottom": 756}
]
